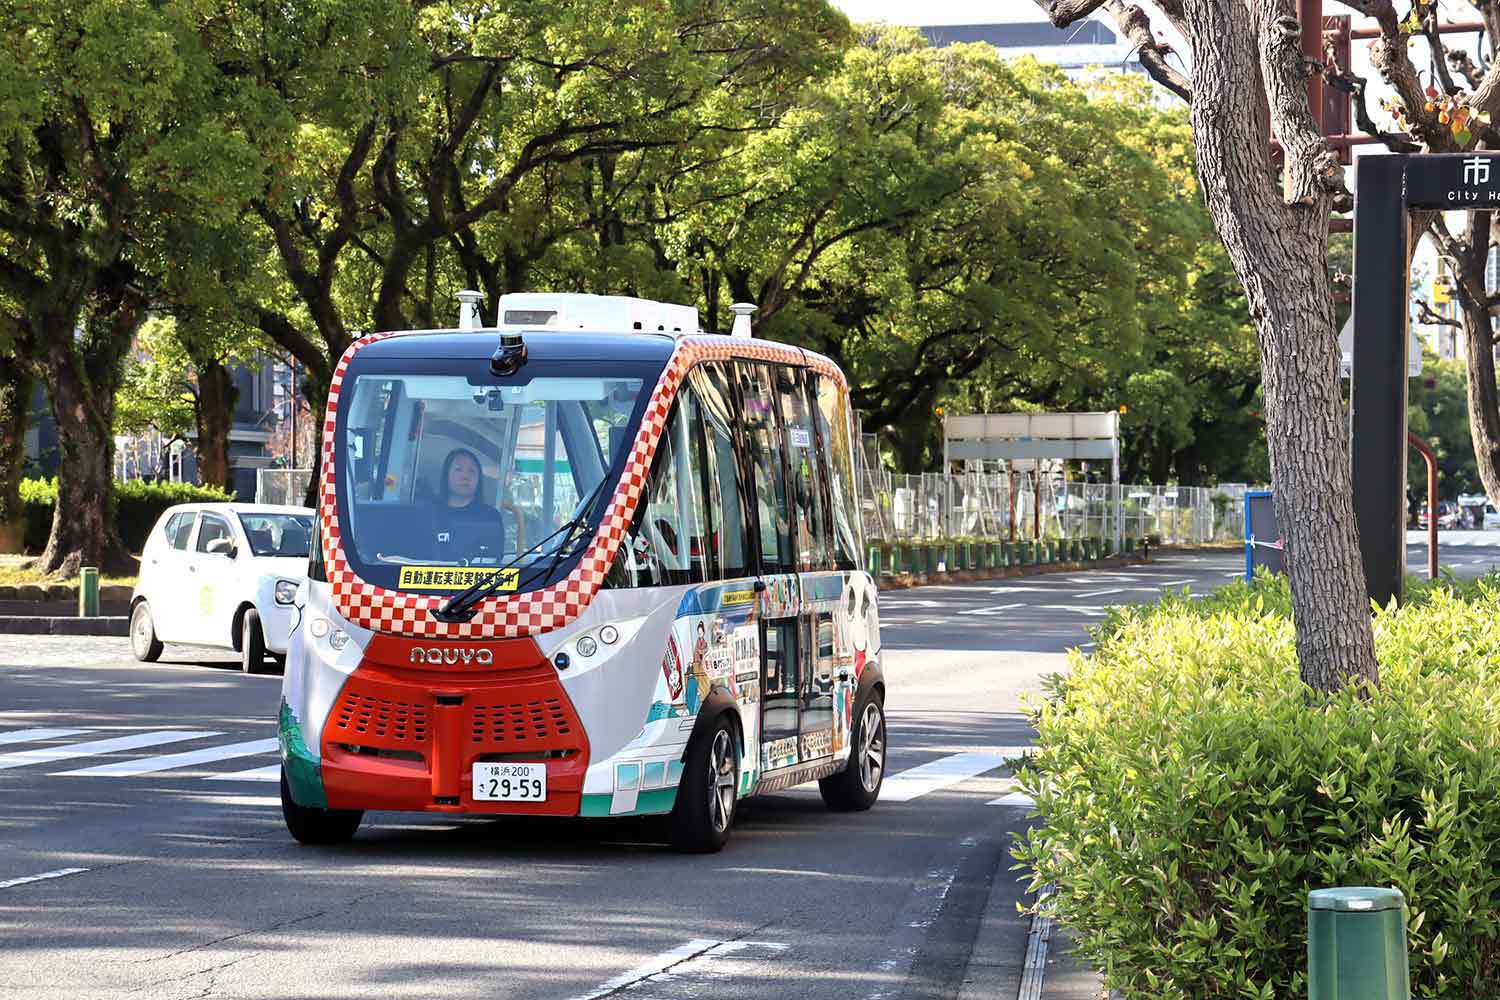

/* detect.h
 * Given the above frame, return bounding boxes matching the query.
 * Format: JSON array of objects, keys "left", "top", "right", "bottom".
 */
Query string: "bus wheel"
[
  {"left": 280, "top": 768, "right": 362, "bottom": 845},
  {"left": 669, "top": 716, "right": 739, "bottom": 853},
  {"left": 129, "top": 601, "right": 163, "bottom": 663},
  {"left": 820, "top": 693, "right": 885, "bottom": 812},
  {"left": 240, "top": 609, "right": 272, "bottom": 675}
]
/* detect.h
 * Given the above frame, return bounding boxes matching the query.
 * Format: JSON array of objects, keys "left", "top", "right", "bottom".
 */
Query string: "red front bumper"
[{"left": 319, "top": 634, "right": 590, "bottom": 815}]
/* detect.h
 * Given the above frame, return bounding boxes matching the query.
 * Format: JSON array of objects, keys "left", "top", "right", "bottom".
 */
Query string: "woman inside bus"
[{"left": 434, "top": 447, "right": 511, "bottom": 562}]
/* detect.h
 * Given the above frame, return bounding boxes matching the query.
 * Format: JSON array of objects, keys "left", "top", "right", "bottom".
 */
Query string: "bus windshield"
[{"left": 335, "top": 359, "right": 654, "bottom": 597}]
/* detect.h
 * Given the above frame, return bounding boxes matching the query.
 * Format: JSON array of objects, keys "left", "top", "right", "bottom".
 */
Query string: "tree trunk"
[
  {"left": 193, "top": 358, "right": 238, "bottom": 492},
  {"left": 36, "top": 331, "right": 134, "bottom": 576},
  {"left": 0, "top": 353, "right": 34, "bottom": 553},
  {"left": 301, "top": 369, "right": 332, "bottom": 509},
  {"left": 1449, "top": 213, "right": 1500, "bottom": 509},
  {"left": 1184, "top": 0, "right": 1379, "bottom": 690}
]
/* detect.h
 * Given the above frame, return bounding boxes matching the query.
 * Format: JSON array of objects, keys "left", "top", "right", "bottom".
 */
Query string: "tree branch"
[
  {"left": 1104, "top": 0, "right": 1192, "bottom": 101},
  {"left": 1261, "top": 14, "right": 1343, "bottom": 204},
  {"left": 1322, "top": 59, "right": 1420, "bottom": 152},
  {"left": 1415, "top": 299, "right": 1461, "bottom": 328}
]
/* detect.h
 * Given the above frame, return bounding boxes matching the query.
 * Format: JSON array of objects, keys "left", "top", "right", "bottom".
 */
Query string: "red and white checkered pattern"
[{"left": 319, "top": 333, "right": 850, "bottom": 638}]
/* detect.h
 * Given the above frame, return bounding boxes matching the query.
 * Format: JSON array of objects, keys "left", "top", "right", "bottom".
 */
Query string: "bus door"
[
  {"left": 777, "top": 365, "right": 835, "bottom": 765},
  {"left": 740, "top": 362, "right": 835, "bottom": 770}
]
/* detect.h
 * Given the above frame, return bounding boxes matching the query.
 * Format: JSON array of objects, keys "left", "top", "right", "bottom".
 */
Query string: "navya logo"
[{"left": 410, "top": 646, "right": 494, "bottom": 667}]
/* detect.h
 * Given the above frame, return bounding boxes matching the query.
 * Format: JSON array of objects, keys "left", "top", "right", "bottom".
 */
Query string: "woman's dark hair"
[{"left": 439, "top": 447, "right": 484, "bottom": 507}]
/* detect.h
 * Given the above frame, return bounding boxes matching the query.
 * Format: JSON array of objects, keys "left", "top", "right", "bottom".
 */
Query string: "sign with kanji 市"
[
  {"left": 1349, "top": 153, "right": 1500, "bottom": 608},
  {"left": 1403, "top": 153, "right": 1500, "bottom": 208}
]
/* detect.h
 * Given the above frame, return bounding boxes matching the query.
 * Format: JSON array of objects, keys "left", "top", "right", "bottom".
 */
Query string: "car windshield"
[
  {"left": 236, "top": 513, "right": 313, "bottom": 557},
  {"left": 335, "top": 358, "right": 655, "bottom": 596}
]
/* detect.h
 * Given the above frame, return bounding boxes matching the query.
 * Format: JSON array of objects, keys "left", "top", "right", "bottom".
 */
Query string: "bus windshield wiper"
[{"left": 431, "top": 475, "right": 613, "bottom": 624}]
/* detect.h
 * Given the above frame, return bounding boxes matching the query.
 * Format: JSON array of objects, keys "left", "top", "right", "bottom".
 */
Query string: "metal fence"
[
  {"left": 858, "top": 464, "right": 1250, "bottom": 547},
  {"left": 255, "top": 468, "right": 314, "bottom": 507}
]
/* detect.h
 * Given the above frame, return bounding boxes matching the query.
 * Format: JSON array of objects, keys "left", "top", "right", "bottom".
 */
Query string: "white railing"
[
  {"left": 255, "top": 468, "right": 314, "bottom": 507},
  {"left": 858, "top": 468, "right": 1249, "bottom": 546}
]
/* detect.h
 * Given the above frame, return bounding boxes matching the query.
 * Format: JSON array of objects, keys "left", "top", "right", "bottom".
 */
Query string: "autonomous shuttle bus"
[{"left": 280, "top": 293, "right": 884, "bottom": 851}]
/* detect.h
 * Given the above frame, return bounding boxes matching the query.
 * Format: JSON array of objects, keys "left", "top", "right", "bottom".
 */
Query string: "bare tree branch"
[
  {"left": 1415, "top": 298, "right": 1462, "bottom": 327},
  {"left": 1322, "top": 56, "right": 1420, "bottom": 152},
  {"left": 1035, "top": 0, "right": 1107, "bottom": 27},
  {"left": 1449, "top": 48, "right": 1483, "bottom": 90},
  {"left": 1105, "top": 0, "right": 1192, "bottom": 101}
]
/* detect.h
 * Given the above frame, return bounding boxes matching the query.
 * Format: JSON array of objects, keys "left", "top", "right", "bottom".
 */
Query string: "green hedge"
[
  {"left": 1015, "top": 572, "right": 1500, "bottom": 999},
  {"left": 18, "top": 478, "right": 234, "bottom": 555}
]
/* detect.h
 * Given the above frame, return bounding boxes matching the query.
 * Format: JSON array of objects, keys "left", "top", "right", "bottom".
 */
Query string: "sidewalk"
[{"left": 960, "top": 831, "right": 1104, "bottom": 1000}]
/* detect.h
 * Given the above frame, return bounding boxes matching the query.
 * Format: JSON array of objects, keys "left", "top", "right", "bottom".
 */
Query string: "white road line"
[
  {"left": 1074, "top": 588, "right": 1124, "bottom": 598},
  {"left": 1158, "top": 579, "right": 1193, "bottom": 587},
  {"left": 208, "top": 764, "right": 281, "bottom": 782},
  {"left": 0, "top": 731, "right": 220, "bottom": 771},
  {"left": 58, "top": 738, "right": 277, "bottom": 777},
  {"left": 912, "top": 618, "right": 948, "bottom": 625},
  {"left": 881, "top": 749, "right": 1031, "bottom": 802},
  {"left": 0, "top": 867, "right": 89, "bottom": 890},
  {"left": 567, "top": 939, "right": 724, "bottom": 1000},
  {"left": 0, "top": 728, "right": 88, "bottom": 746},
  {"left": 957, "top": 602, "right": 1024, "bottom": 616},
  {"left": 988, "top": 791, "right": 1037, "bottom": 808},
  {"left": 1037, "top": 605, "right": 1106, "bottom": 616}
]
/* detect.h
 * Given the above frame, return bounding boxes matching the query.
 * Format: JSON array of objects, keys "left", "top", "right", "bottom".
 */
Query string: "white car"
[
  {"left": 1486, "top": 504, "right": 1500, "bottom": 531},
  {"left": 129, "top": 503, "right": 314, "bottom": 673}
]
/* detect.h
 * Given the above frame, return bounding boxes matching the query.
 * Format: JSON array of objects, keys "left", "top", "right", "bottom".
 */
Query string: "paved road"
[{"left": 0, "top": 545, "right": 1485, "bottom": 1000}]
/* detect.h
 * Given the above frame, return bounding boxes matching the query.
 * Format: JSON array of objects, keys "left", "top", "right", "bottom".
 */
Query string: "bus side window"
[
  {"left": 613, "top": 399, "right": 708, "bottom": 587},
  {"left": 738, "top": 361, "right": 794, "bottom": 575},
  {"left": 777, "top": 365, "right": 831, "bottom": 572},
  {"left": 690, "top": 364, "right": 750, "bottom": 580},
  {"left": 814, "top": 374, "right": 862, "bottom": 570}
]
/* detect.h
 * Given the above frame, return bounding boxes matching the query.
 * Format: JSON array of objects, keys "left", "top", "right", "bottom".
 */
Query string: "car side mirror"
[{"left": 206, "top": 537, "right": 235, "bottom": 558}]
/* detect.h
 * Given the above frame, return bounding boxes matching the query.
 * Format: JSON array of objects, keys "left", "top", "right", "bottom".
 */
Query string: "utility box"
[
  {"left": 1307, "top": 887, "right": 1410, "bottom": 1000},
  {"left": 1244, "top": 489, "right": 1284, "bottom": 580}
]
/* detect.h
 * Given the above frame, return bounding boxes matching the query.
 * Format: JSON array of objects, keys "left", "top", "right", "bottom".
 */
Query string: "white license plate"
[{"left": 472, "top": 762, "right": 547, "bottom": 802}]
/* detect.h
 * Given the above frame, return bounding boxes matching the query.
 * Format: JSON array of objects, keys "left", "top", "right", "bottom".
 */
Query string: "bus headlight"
[
  {"left": 329, "top": 628, "right": 350, "bottom": 651},
  {"left": 576, "top": 635, "right": 598, "bottom": 657},
  {"left": 274, "top": 579, "right": 299, "bottom": 605}
]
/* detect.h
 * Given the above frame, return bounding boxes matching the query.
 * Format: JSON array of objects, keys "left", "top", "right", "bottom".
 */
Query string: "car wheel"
[
  {"left": 668, "top": 715, "right": 739, "bottom": 853},
  {"left": 280, "top": 768, "right": 362, "bottom": 845},
  {"left": 129, "top": 601, "right": 164, "bottom": 663},
  {"left": 819, "top": 691, "right": 886, "bottom": 812},
  {"left": 240, "top": 608, "right": 272, "bottom": 675}
]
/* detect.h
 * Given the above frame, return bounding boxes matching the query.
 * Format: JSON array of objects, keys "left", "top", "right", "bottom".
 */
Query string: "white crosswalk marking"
[
  {"left": 881, "top": 748, "right": 1033, "bottom": 802},
  {"left": 58, "top": 738, "right": 278, "bottom": 777},
  {"left": 0, "top": 731, "right": 220, "bottom": 771},
  {"left": 990, "top": 791, "right": 1038, "bottom": 809},
  {"left": 0, "top": 728, "right": 88, "bottom": 746},
  {"left": 208, "top": 764, "right": 281, "bottom": 782}
]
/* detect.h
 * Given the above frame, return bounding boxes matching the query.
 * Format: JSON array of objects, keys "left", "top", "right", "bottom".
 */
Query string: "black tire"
[
  {"left": 668, "top": 714, "right": 739, "bottom": 853},
  {"left": 129, "top": 601, "right": 164, "bottom": 663},
  {"left": 270, "top": 653, "right": 287, "bottom": 675},
  {"left": 820, "top": 690, "right": 886, "bottom": 812},
  {"left": 240, "top": 608, "right": 271, "bottom": 675},
  {"left": 280, "top": 768, "right": 362, "bottom": 845}
]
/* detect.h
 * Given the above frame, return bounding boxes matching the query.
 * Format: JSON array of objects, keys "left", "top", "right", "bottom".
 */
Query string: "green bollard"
[
  {"left": 78, "top": 566, "right": 99, "bottom": 617},
  {"left": 1307, "top": 887, "right": 1410, "bottom": 1000}
]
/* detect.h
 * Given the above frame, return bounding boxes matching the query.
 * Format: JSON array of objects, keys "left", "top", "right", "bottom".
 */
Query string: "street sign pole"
[{"left": 1350, "top": 154, "right": 1408, "bottom": 608}]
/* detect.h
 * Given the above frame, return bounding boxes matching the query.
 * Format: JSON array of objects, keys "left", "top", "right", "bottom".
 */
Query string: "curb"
[
  {"left": 0, "top": 616, "right": 129, "bottom": 636},
  {"left": 876, "top": 555, "right": 1144, "bottom": 591}
]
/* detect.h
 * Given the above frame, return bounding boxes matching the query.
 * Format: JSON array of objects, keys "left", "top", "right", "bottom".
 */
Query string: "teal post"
[
  {"left": 78, "top": 566, "right": 99, "bottom": 617},
  {"left": 1307, "top": 888, "right": 1410, "bottom": 1000}
]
